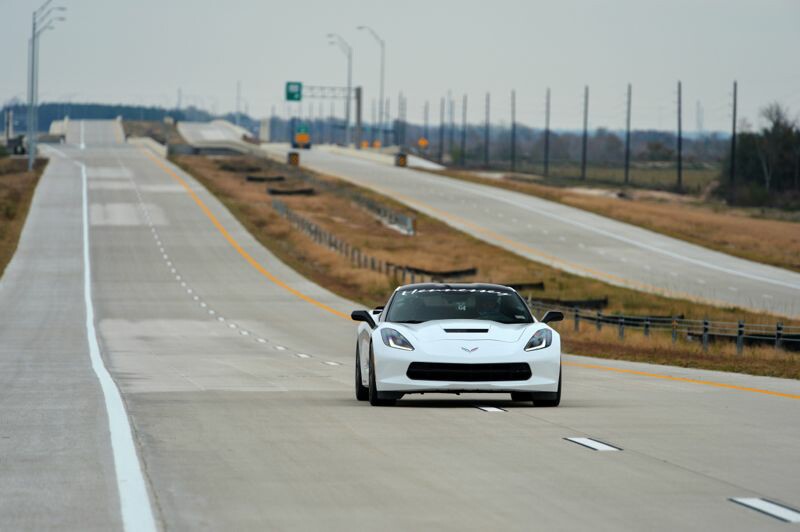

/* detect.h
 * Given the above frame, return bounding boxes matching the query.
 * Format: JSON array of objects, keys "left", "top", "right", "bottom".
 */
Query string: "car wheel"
[
  {"left": 355, "top": 345, "right": 368, "bottom": 401},
  {"left": 534, "top": 372, "right": 561, "bottom": 407},
  {"left": 368, "top": 345, "right": 395, "bottom": 407}
]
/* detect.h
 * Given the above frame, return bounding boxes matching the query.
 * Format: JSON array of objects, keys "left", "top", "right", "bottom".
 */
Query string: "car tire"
[
  {"left": 355, "top": 345, "right": 368, "bottom": 401},
  {"left": 533, "top": 372, "right": 561, "bottom": 407},
  {"left": 368, "top": 346, "right": 395, "bottom": 407}
]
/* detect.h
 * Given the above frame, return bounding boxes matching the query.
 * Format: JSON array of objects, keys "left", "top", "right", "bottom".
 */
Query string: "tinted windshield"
[{"left": 385, "top": 287, "right": 533, "bottom": 324}]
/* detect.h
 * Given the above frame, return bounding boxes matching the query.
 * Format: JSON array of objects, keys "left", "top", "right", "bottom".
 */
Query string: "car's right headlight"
[
  {"left": 381, "top": 328, "right": 414, "bottom": 351},
  {"left": 524, "top": 329, "right": 552, "bottom": 351}
]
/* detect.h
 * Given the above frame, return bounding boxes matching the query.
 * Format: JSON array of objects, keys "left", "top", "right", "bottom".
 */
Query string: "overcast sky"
[{"left": 3, "top": 0, "right": 800, "bottom": 132}]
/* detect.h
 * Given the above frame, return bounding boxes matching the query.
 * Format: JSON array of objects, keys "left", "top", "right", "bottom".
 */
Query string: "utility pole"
[
  {"left": 357, "top": 26, "right": 385, "bottom": 146},
  {"left": 460, "top": 94, "right": 468, "bottom": 166},
  {"left": 448, "top": 91, "right": 455, "bottom": 156},
  {"left": 581, "top": 85, "right": 589, "bottom": 180},
  {"left": 484, "top": 92, "right": 490, "bottom": 168},
  {"left": 235, "top": 81, "right": 241, "bottom": 126},
  {"left": 624, "top": 83, "right": 632, "bottom": 185},
  {"left": 327, "top": 33, "right": 352, "bottom": 144},
  {"left": 677, "top": 80, "right": 683, "bottom": 191},
  {"left": 423, "top": 100, "right": 429, "bottom": 142},
  {"left": 544, "top": 88, "right": 550, "bottom": 176},
  {"left": 438, "top": 97, "right": 445, "bottom": 163},
  {"left": 384, "top": 98, "right": 390, "bottom": 146},
  {"left": 354, "top": 86, "right": 363, "bottom": 149},
  {"left": 510, "top": 89, "right": 517, "bottom": 172},
  {"left": 27, "top": 1, "right": 67, "bottom": 171},
  {"left": 729, "top": 80, "right": 738, "bottom": 200}
]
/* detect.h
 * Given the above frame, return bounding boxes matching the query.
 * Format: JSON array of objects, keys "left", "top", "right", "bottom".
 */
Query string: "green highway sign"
[{"left": 285, "top": 82, "right": 303, "bottom": 101}]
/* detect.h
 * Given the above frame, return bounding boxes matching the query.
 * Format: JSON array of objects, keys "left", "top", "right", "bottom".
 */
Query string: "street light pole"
[
  {"left": 357, "top": 26, "right": 385, "bottom": 146},
  {"left": 327, "top": 33, "right": 353, "bottom": 145},
  {"left": 27, "top": 0, "right": 65, "bottom": 170}
]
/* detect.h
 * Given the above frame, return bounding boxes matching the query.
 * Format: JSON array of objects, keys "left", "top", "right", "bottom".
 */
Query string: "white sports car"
[{"left": 351, "top": 283, "right": 563, "bottom": 407}]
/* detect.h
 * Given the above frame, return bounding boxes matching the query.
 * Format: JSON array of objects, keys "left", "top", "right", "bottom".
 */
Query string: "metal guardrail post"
[
  {"left": 596, "top": 311, "right": 602, "bottom": 331},
  {"left": 573, "top": 307, "right": 580, "bottom": 333},
  {"left": 776, "top": 322, "right": 783, "bottom": 349},
  {"left": 618, "top": 317, "right": 624, "bottom": 340},
  {"left": 702, "top": 320, "right": 709, "bottom": 352},
  {"left": 737, "top": 321, "right": 744, "bottom": 355},
  {"left": 672, "top": 320, "right": 677, "bottom": 344},
  {"left": 644, "top": 318, "right": 650, "bottom": 337}
]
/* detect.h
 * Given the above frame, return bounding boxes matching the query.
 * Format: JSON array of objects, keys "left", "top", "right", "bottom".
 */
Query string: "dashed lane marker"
[
  {"left": 565, "top": 437, "right": 622, "bottom": 451},
  {"left": 729, "top": 498, "right": 800, "bottom": 523}
]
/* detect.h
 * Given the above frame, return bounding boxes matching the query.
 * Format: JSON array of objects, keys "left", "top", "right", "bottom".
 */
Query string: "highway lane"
[
  {"left": 260, "top": 143, "right": 800, "bottom": 318},
  {"left": 2, "top": 120, "right": 799, "bottom": 530}
]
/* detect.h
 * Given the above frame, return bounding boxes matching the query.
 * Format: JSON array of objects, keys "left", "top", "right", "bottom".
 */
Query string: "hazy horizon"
[{"left": 3, "top": 0, "right": 800, "bottom": 133}]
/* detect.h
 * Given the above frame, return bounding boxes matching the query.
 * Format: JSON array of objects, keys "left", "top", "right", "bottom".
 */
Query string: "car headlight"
[
  {"left": 381, "top": 328, "right": 414, "bottom": 351},
  {"left": 524, "top": 329, "right": 552, "bottom": 351}
]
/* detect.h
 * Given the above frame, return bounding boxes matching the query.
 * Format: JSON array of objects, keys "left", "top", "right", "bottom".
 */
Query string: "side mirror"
[
  {"left": 351, "top": 310, "right": 377, "bottom": 329},
  {"left": 541, "top": 310, "right": 564, "bottom": 324}
]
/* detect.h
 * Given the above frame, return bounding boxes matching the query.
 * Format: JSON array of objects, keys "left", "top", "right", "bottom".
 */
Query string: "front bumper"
[{"left": 373, "top": 341, "right": 560, "bottom": 394}]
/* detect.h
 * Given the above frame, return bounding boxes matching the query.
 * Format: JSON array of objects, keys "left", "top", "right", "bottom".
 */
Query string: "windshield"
[{"left": 385, "top": 287, "right": 533, "bottom": 324}]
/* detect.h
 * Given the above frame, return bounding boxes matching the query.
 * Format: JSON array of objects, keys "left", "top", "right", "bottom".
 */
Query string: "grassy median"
[
  {"left": 173, "top": 153, "right": 800, "bottom": 379},
  {"left": 0, "top": 157, "right": 45, "bottom": 278}
]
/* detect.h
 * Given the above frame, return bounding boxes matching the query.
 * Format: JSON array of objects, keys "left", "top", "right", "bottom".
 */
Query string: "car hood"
[{"left": 391, "top": 319, "right": 532, "bottom": 344}]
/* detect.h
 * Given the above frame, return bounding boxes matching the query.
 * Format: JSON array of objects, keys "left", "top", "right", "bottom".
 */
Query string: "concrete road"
[
  {"left": 260, "top": 143, "right": 800, "bottom": 318},
  {"left": 2, "top": 120, "right": 799, "bottom": 530}
]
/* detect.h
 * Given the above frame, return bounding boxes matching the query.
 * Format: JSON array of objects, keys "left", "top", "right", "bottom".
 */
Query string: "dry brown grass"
[
  {"left": 433, "top": 169, "right": 800, "bottom": 273},
  {"left": 0, "top": 158, "right": 45, "bottom": 278},
  {"left": 174, "top": 154, "right": 800, "bottom": 378}
]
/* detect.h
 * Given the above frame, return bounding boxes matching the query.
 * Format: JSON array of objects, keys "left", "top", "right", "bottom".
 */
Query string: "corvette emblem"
[{"left": 461, "top": 346, "right": 479, "bottom": 353}]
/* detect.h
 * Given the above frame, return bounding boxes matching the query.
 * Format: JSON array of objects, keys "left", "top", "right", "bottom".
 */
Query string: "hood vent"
[{"left": 444, "top": 328, "right": 489, "bottom": 333}]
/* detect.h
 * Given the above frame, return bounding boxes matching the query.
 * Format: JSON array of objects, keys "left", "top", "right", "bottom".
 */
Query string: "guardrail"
[
  {"left": 288, "top": 168, "right": 416, "bottom": 235},
  {"left": 272, "top": 199, "right": 465, "bottom": 283},
  {"left": 526, "top": 299, "right": 800, "bottom": 353}
]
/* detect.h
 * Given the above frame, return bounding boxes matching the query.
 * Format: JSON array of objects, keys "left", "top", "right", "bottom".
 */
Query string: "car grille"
[{"left": 406, "top": 362, "right": 532, "bottom": 382}]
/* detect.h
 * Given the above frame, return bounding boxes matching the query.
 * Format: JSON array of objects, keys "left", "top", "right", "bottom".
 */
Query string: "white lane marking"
[
  {"left": 208, "top": 309, "right": 216, "bottom": 315},
  {"left": 217, "top": 316, "right": 225, "bottom": 322},
  {"left": 476, "top": 406, "right": 506, "bottom": 412},
  {"left": 200, "top": 302, "right": 207, "bottom": 308},
  {"left": 565, "top": 437, "right": 621, "bottom": 451},
  {"left": 240, "top": 330, "right": 249, "bottom": 336},
  {"left": 323, "top": 361, "right": 340, "bottom": 366},
  {"left": 80, "top": 163, "right": 157, "bottom": 531},
  {"left": 228, "top": 323, "right": 237, "bottom": 329},
  {"left": 729, "top": 498, "right": 800, "bottom": 523},
  {"left": 276, "top": 345, "right": 287, "bottom": 351},
  {"left": 257, "top": 338, "right": 267, "bottom": 344},
  {"left": 80, "top": 120, "right": 86, "bottom": 150},
  {"left": 192, "top": 295, "right": 199, "bottom": 301},
  {"left": 296, "top": 353, "right": 311, "bottom": 359}
]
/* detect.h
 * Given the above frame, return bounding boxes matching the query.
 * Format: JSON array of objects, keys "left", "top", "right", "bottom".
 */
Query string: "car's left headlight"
[
  {"left": 381, "top": 328, "right": 415, "bottom": 351},
  {"left": 524, "top": 329, "right": 552, "bottom": 351}
]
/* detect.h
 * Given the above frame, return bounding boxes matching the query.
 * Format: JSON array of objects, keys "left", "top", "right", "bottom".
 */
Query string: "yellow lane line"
[
  {"left": 563, "top": 360, "right": 800, "bottom": 400},
  {"left": 142, "top": 150, "right": 352, "bottom": 321},
  {"left": 142, "top": 148, "right": 798, "bottom": 401}
]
